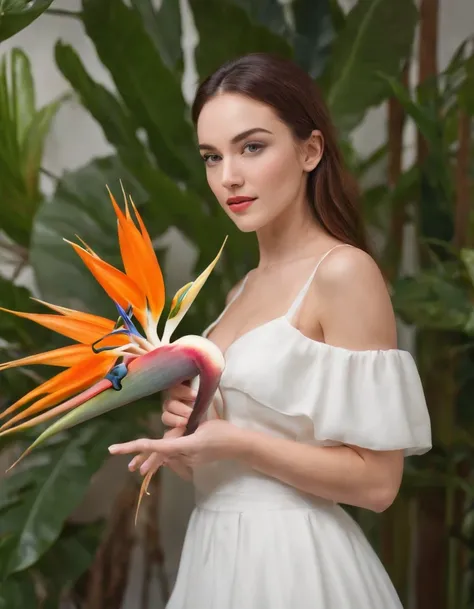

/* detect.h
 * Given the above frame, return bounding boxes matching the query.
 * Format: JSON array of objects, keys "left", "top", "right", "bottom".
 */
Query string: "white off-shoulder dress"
[{"left": 166, "top": 249, "right": 432, "bottom": 609}]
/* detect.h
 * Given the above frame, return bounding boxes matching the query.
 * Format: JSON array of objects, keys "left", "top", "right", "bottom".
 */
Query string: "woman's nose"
[{"left": 221, "top": 160, "right": 244, "bottom": 189}]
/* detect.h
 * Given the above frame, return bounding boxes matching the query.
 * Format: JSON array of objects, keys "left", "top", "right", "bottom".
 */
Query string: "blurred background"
[{"left": 0, "top": 0, "right": 473, "bottom": 607}]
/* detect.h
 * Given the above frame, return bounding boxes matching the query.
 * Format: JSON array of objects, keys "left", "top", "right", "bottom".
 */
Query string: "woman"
[{"left": 109, "top": 53, "right": 431, "bottom": 608}]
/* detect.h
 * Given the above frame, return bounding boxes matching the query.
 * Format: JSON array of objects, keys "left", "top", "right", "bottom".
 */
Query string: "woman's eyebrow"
[{"left": 198, "top": 127, "right": 272, "bottom": 150}]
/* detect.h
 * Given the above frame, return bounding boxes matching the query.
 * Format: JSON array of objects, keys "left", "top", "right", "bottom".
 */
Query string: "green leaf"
[
  {"left": 30, "top": 156, "right": 148, "bottom": 318},
  {"left": 0, "top": 570, "right": 37, "bottom": 608},
  {"left": 461, "top": 248, "right": 474, "bottom": 287},
  {"left": 326, "top": 0, "right": 418, "bottom": 134},
  {"left": 21, "top": 95, "right": 65, "bottom": 201},
  {"left": 54, "top": 41, "right": 170, "bottom": 179},
  {"left": 0, "top": 415, "right": 137, "bottom": 577},
  {"left": 225, "top": 0, "right": 334, "bottom": 78},
  {"left": 0, "top": 275, "right": 50, "bottom": 346},
  {"left": 130, "top": 0, "right": 183, "bottom": 71},
  {"left": 0, "top": 48, "right": 62, "bottom": 246},
  {"left": 80, "top": 0, "right": 203, "bottom": 190},
  {"left": 224, "top": 0, "right": 287, "bottom": 36},
  {"left": 329, "top": 0, "right": 346, "bottom": 33},
  {"left": 292, "top": 0, "right": 334, "bottom": 79},
  {"left": 7, "top": 48, "right": 35, "bottom": 146},
  {"left": 392, "top": 272, "right": 473, "bottom": 332},
  {"left": 0, "top": 0, "right": 53, "bottom": 42},
  {"left": 35, "top": 521, "right": 103, "bottom": 601},
  {"left": 193, "top": 0, "right": 292, "bottom": 81},
  {"left": 459, "top": 52, "right": 474, "bottom": 115},
  {"left": 382, "top": 74, "right": 439, "bottom": 144}
]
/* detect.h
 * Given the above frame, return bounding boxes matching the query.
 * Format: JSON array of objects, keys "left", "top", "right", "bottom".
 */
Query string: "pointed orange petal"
[
  {"left": 65, "top": 240, "right": 146, "bottom": 328},
  {"left": 129, "top": 197, "right": 165, "bottom": 322},
  {"left": 108, "top": 188, "right": 165, "bottom": 326},
  {"left": 0, "top": 308, "right": 118, "bottom": 344},
  {"left": 0, "top": 353, "right": 115, "bottom": 427},
  {"left": 0, "top": 378, "right": 113, "bottom": 439},
  {"left": 0, "top": 344, "right": 95, "bottom": 372},
  {"left": 1, "top": 352, "right": 110, "bottom": 418},
  {"left": 31, "top": 298, "right": 115, "bottom": 329}
]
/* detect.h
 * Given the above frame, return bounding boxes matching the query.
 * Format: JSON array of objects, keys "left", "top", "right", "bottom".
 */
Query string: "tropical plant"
[{"left": 343, "top": 9, "right": 474, "bottom": 607}]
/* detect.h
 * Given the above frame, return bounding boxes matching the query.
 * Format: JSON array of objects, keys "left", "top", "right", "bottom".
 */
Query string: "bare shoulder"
[{"left": 313, "top": 246, "right": 397, "bottom": 350}]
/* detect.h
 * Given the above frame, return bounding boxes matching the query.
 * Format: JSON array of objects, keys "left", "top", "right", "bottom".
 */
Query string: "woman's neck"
[{"left": 255, "top": 200, "right": 331, "bottom": 271}]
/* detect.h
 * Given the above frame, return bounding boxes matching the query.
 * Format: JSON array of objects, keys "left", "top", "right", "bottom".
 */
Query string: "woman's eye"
[
  {"left": 202, "top": 153, "right": 221, "bottom": 165},
  {"left": 243, "top": 142, "right": 264, "bottom": 154}
]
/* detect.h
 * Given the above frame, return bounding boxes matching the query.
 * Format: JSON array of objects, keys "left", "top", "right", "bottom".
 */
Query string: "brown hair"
[{"left": 191, "top": 53, "right": 371, "bottom": 254}]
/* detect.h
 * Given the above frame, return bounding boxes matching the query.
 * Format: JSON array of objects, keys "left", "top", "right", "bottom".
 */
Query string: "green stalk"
[{"left": 45, "top": 9, "right": 82, "bottom": 19}]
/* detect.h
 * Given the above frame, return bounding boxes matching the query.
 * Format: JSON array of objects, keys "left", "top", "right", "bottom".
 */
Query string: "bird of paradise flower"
[{"left": 0, "top": 185, "right": 226, "bottom": 519}]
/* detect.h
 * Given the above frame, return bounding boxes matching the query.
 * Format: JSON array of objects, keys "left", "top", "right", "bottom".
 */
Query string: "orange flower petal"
[
  {"left": 0, "top": 344, "right": 95, "bottom": 372},
  {"left": 0, "top": 353, "right": 115, "bottom": 427},
  {"left": 31, "top": 298, "right": 115, "bottom": 329},
  {"left": 129, "top": 196, "right": 165, "bottom": 322},
  {"left": 108, "top": 187, "right": 165, "bottom": 326},
  {"left": 0, "top": 308, "right": 118, "bottom": 344},
  {"left": 65, "top": 240, "right": 146, "bottom": 328}
]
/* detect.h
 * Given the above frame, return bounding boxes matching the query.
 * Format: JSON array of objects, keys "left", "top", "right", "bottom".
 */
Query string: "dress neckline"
[{"left": 203, "top": 244, "right": 353, "bottom": 358}]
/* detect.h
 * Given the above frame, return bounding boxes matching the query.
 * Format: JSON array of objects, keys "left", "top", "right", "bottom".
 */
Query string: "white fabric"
[{"left": 166, "top": 252, "right": 432, "bottom": 609}]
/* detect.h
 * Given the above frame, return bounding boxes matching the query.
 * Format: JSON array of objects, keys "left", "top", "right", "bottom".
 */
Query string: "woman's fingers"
[
  {"left": 140, "top": 451, "right": 164, "bottom": 475},
  {"left": 162, "top": 410, "right": 188, "bottom": 428},
  {"left": 128, "top": 452, "right": 149, "bottom": 471},
  {"left": 162, "top": 399, "right": 193, "bottom": 428},
  {"left": 167, "top": 384, "right": 197, "bottom": 402},
  {"left": 163, "top": 399, "right": 193, "bottom": 418}
]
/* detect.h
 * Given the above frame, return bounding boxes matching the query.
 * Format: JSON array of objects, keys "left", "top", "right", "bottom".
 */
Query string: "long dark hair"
[{"left": 191, "top": 53, "right": 371, "bottom": 254}]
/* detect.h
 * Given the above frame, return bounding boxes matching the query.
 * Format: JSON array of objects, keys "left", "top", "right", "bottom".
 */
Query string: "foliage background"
[{"left": 0, "top": 0, "right": 473, "bottom": 607}]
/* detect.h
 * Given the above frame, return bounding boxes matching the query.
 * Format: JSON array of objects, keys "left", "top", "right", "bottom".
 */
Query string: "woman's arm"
[{"left": 232, "top": 429, "right": 403, "bottom": 513}]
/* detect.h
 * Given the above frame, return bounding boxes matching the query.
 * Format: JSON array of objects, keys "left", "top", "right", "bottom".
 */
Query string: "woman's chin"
[
  {"left": 226, "top": 211, "right": 267, "bottom": 233},
  {"left": 231, "top": 218, "right": 262, "bottom": 233}
]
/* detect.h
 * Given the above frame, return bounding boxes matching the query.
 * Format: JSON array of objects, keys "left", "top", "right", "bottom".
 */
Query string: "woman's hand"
[
  {"left": 109, "top": 419, "right": 246, "bottom": 471},
  {"left": 161, "top": 382, "right": 195, "bottom": 428},
  {"left": 126, "top": 383, "right": 196, "bottom": 482},
  {"left": 127, "top": 427, "right": 193, "bottom": 481}
]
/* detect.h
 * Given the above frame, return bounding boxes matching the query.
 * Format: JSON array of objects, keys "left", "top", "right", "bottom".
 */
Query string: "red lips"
[{"left": 226, "top": 196, "right": 256, "bottom": 205}]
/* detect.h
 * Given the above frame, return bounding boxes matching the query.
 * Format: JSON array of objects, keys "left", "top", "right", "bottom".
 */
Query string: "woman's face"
[{"left": 196, "top": 93, "right": 321, "bottom": 233}]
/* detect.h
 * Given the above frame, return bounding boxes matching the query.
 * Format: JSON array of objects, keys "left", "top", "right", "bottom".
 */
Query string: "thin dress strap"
[
  {"left": 202, "top": 274, "right": 249, "bottom": 338},
  {"left": 285, "top": 244, "right": 353, "bottom": 321}
]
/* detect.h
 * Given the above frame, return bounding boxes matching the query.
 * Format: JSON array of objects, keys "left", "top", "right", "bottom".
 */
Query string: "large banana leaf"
[
  {"left": 53, "top": 43, "right": 212, "bottom": 240},
  {"left": 81, "top": 0, "right": 203, "bottom": 194},
  {"left": 130, "top": 0, "right": 183, "bottom": 72},
  {"left": 326, "top": 0, "right": 418, "bottom": 134},
  {"left": 0, "top": 0, "right": 53, "bottom": 43}
]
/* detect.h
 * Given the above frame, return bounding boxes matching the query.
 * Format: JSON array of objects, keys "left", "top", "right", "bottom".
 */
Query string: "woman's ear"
[{"left": 301, "top": 130, "right": 324, "bottom": 172}]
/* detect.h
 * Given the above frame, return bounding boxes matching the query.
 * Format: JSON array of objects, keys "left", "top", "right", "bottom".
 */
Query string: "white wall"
[{"left": 0, "top": 0, "right": 473, "bottom": 607}]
